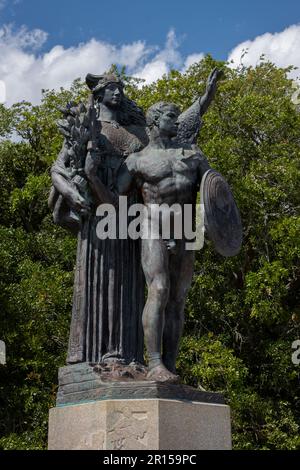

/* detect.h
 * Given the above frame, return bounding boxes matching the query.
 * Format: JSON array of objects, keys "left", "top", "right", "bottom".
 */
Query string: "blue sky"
[
  {"left": 0, "top": 0, "right": 300, "bottom": 104},
  {"left": 1, "top": 0, "right": 299, "bottom": 59}
]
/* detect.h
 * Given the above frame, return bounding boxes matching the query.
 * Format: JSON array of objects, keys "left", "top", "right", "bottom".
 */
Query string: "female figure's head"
[
  {"left": 86, "top": 72, "right": 145, "bottom": 127},
  {"left": 86, "top": 73, "right": 124, "bottom": 107}
]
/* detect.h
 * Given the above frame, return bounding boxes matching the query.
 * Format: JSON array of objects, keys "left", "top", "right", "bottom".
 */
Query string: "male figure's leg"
[
  {"left": 162, "top": 242, "right": 195, "bottom": 373},
  {"left": 141, "top": 238, "right": 178, "bottom": 381}
]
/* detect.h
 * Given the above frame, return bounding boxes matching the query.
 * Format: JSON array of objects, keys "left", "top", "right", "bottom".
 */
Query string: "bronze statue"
[
  {"left": 49, "top": 69, "right": 232, "bottom": 382},
  {"left": 86, "top": 101, "right": 242, "bottom": 383}
]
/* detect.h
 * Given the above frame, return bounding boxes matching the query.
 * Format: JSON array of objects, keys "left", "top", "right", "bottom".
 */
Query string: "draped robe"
[{"left": 66, "top": 121, "right": 149, "bottom": 364}]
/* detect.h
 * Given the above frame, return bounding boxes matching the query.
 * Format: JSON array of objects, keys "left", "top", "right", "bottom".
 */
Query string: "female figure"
[{"left": 51, "top": 74, "right": 148, "bottom": 366}]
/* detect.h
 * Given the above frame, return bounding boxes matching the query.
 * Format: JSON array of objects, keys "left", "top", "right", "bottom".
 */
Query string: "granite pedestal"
[{"left": 48, "top": 363, "right": 231, "bottom": 450}]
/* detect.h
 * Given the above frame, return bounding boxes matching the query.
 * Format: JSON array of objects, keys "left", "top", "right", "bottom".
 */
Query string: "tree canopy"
[{"left": 0, "top": 56, "right": 299, "bottom": 450}]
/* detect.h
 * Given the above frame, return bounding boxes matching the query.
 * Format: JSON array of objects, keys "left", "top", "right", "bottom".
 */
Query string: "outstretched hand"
[
  {"left": 206, "top": 68, "right": 223, "bottom": 89},
  {"left": 198, "top": 67, "right": 223, "bottom": 116}
]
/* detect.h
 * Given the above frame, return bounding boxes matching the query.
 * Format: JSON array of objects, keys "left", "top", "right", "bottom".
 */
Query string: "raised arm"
[
  {"left": 175, "top": 68, "right": 222, "bottom": 145},
  {"left": 199, "top": 67, "right": 222, "bottom": 117}
]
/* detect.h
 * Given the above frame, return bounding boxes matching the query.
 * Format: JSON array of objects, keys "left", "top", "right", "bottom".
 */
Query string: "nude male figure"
[{"left": 114, "top": 102, "right": 211, "bottom": 382}]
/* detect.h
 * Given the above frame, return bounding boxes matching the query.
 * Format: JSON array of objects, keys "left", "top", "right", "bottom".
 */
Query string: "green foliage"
[{"left": 0, "top": 56, "right": 299, "bottom": 449}]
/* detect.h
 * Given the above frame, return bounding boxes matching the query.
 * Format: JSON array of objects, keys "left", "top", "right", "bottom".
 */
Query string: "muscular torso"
[{"left": 132, "top": 147, "right": 207, "bottom": 206}]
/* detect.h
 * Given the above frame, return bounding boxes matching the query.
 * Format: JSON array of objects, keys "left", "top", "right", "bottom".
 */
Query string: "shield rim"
[{"left": 200, "top": 169, "right": 242, "bottom": 257}]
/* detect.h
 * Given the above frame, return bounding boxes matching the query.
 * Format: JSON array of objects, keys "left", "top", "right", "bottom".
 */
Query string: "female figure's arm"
[{"left": 51, "top": 146, "right": 90, "bottom": 214}]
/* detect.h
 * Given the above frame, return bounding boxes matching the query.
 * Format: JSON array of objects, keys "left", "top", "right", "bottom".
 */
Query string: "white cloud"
[
  {"left": 136, "top": 60, "right": 170, "bottom": 84},
  {"left": 182, "top": 53, "right": 205, "bottom": 72},
  {"left": 0, "top": 79, "right": 5, "bottom": 102},
  {"left": 134, "top": 29, "right": 204, "bottom": 84},
  {"left": 2, "top": 21, "right": 300, "bottom": 106},
  {"left": 0, "top": 0, "right": 22, "bottom": 11},
  {"left": 155, "top": 29, "right": 182, "bottom": 66},
  {"left": 134, "top": 29, "right": 183, "bottom": 84},
  {"left": 0, "top": 25, "right": 205, "bottom": 104},
  {"left": 228, "top": 24, "right": 300, "bottom": 79},
  {"left": 0, "top": 24, "right": 48, "bottom": 50}
]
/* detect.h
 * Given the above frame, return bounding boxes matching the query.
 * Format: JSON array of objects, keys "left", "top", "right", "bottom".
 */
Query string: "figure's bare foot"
[{"left": 147, "top": 363, "right": 180, "bottom": 384}]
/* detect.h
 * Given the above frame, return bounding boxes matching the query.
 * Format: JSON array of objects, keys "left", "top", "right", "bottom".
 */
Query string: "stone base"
[
  {"left": 48, "top": 398, "right": 231, "bottom": 450},
  {"left": 56, "top": 363, "right": 224, "bottom": 405}
]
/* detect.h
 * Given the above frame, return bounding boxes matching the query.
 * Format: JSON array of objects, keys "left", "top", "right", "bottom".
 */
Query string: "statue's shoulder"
[
  {"left": 171, "top": 142, "right": 200, "bottom": 159},
  {"left": 130, "top": 146, "right": 150, "bottom": 160},
  {"left": 126, "top": 149, "right": 144, "bottom": 160},
  {"left": 124, "top": 151, "right": 143, "bottom": 173},
  {"left": 181, "top": 143, "right": 205, "bottom": 157}
]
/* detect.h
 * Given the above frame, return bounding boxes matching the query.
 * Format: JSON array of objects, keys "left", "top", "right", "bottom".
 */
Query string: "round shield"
[{"left": 200, "top": 170, "right": 242, "bottom": 257}]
